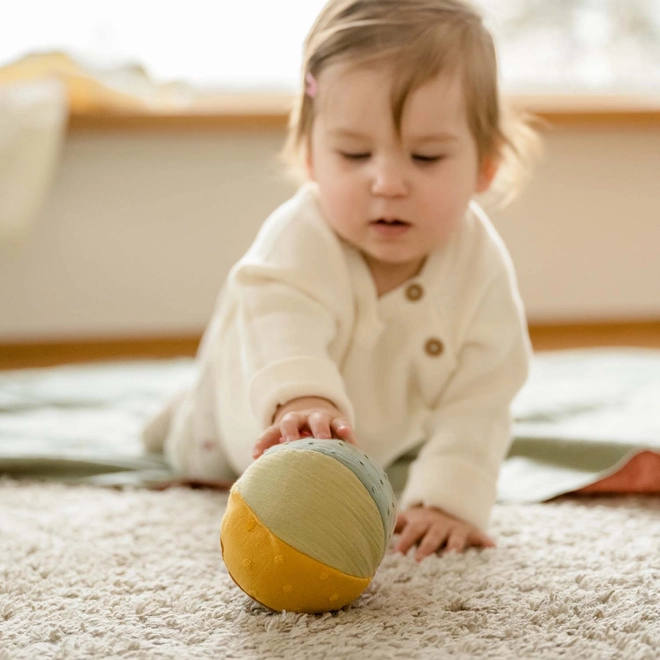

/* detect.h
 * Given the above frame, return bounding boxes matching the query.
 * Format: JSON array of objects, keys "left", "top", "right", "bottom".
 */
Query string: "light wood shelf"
[
  {"left": 67, "top": 94, "right": 660, "bottom": 132},
  {"left": 1, "top": 320, "right": 659, "bottom": 370}
]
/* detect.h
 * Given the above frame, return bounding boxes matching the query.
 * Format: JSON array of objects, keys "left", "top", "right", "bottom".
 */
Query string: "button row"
[
  {"left": 405, "top": 283, "right": 424, "bottom": 302},
  {"left": 404, "top": 284, "right": 442, "bottom": 356},
  {"left": 425, "top": 338, "right": 444, "bottom": 357}
]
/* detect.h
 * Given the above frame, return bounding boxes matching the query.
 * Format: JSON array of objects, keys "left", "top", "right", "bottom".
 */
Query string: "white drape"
[{"left": 0, "top": 78, "right": 68, "bottom": 245}]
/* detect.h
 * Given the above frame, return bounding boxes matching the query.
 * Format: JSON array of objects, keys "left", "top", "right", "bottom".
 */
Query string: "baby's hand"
[
  {"left": 393, "top": 505, "right": 495, "bottom": 562},
  {"left": 252, "top": 396, "right": 357, "bottom": 459}
]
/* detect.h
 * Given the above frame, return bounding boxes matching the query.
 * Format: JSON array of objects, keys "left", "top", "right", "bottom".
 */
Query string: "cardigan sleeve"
[
  {"left": 398, "top": 268, "right": 531, "bottom": 532},
  {"left": 231, "top": 262, "right": 355, "bottom": 429},
  {"left": 221, "top": 187, "right": 357, "bottom": 429}
]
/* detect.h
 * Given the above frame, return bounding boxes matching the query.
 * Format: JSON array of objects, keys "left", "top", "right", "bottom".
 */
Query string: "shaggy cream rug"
[{"left": 1, "top": 480, "right": 658, "bottom": 659}]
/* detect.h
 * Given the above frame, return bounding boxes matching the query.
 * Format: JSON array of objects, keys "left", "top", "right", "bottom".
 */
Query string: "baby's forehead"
[{"left": 317, "top": 65, "right": 468, "bottom": 136}]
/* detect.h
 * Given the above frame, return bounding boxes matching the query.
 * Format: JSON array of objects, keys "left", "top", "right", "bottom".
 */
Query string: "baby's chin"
[{"left": 360, "top": 250, "right": 428, "bottom": 274}]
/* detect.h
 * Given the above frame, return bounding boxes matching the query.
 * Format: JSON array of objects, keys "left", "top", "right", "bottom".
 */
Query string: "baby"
[{"left": 144, "top": 0, "right": 535, "bottom": 561}]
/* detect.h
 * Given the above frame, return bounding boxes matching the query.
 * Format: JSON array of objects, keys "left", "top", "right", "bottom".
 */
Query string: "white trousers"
[{"left": 142, "top": 364, "right": 237, "bottom": 482}]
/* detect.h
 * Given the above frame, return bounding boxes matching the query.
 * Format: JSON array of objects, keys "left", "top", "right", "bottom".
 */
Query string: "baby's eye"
[
  {"left": 413, "top": 154, "right": 444, "bottom": 164},
  {"left": 339, "top": 151, "right": 371, "bottom": 161}
]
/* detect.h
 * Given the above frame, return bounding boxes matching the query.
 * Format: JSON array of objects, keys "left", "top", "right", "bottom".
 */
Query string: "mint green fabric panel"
[
  {"left": 498, "top": 446, "right": 642, "bottom": 503},
  {"left": 512, "top": 349, "right": 660, "bottom": 448},
  {"left": 501, "top": 348, "right": 660, "bottom": 502},
  {"left": 0, "top": 359, "right": 190, "bottom": 485},
  {"left": 234, "top": 448, "right": 385, "bottom": 579},
  {"left": 498, "top": 437, "right": 650, "bottom": 502},
  {"left": 1, "top": 349, "right": 660, "bottom": 502},
  {"left": 387, "top": 437, "right": 654, "bottom": 504},
  {"left": 0, "top": 456, "right": 171, "bottom": 484},
  {"left": 265, "top": 438, "right": 397, "bottom": 551}
]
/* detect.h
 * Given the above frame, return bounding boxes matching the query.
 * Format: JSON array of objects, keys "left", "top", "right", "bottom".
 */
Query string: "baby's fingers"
[
  {"left": 415, "top": 526, "right": 450, "bottom": 562},
  {"left": 330, "top": 418, "right": 357, "bottom": 445},
  {"left": 279, "top": 412, "right": 304, "bottom": 443},
  {"left": 308, "top": 411, "right": 332, "bottom": 440},
  {"left": 395, "top": 520, "right": 427, "bottom": 556},
  {"left": 444, "top": 528, "right": 470, "bottom": 554},
  {"left": 468, "top": 529, "right": 496, "bottom": 549},
  {"left": 252, "top": 425, "right": 284, "bottom": 459}
]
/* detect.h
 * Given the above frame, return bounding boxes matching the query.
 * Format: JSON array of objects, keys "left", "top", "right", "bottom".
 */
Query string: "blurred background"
[
  {"left": 1, "top": 0, "right": 659, "bottom": 365},
  {"left": 2, "top": 0, "right": 660, "bottom": 93}
]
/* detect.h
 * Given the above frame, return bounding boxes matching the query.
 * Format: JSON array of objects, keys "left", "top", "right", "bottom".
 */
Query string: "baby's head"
[{"left": 281, "top": 0, "right": 537, "bottom": 279}]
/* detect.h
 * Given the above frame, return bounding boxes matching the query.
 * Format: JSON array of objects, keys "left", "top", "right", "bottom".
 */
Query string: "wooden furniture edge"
[
  {"left": 1, "top": 320, "right": 659, "bottom": 370},
  {"left": 68, "top": 94, "right": 660, "bottom": 132}
]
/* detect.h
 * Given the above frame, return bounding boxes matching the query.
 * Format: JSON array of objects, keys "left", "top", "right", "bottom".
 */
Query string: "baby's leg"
[
  {"left": 161, "top": 364, "right": 236, "bottom": 482},
  {"left": 163, "top": 394, "right": 234, "bottom": 481},
  {"left": 142, "top": 389, "right": 187, "bottom": 453}
]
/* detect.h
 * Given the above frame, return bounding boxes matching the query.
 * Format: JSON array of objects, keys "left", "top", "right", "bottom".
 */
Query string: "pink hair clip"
[{"left": 305, "top": 72, "right": 318, "bottom": 98}]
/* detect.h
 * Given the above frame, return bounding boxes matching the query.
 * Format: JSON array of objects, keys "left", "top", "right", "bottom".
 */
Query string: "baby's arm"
[
  {"left": 252, "top": 395, "right": 357, "bottom": 458},
  {"left": 224, "top": 212, "right": 358, "bottom": 468},
  {"left": 396, "top": 268, "right": 530, "bottom": 558}
]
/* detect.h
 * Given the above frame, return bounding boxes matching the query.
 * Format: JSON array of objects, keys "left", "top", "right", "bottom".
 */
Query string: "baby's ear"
[
  {"left": 305, "top": 141, "right": 316, "bottom": 180},
  {"left": 475, "top": 154, "right": 499, "bottom": 194},
  {"left": 305, "top": 156, "right": 315, "bottom": 181}
]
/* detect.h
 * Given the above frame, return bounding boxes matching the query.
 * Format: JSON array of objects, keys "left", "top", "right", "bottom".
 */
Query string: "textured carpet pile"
[{"left": 1, "top": 480, "right": 658, "bottom": 659}]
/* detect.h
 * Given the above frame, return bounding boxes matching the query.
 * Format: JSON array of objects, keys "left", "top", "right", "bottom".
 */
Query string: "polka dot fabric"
[{"left": 220, "top": 439, "right": 397, "bottom": 613}]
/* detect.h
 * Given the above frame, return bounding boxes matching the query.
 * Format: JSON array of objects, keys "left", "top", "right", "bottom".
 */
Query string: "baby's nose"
[{"left": 370, "top": 159, "right": 408, "bottom": 197}]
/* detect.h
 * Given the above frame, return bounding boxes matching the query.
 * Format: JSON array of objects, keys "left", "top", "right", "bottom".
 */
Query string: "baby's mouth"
[
  {"left": 371, "top": 218, "right": 410, "bottom": 226},
  {"left": 369, "top": 218, "right": 411, "bottom": 236}
]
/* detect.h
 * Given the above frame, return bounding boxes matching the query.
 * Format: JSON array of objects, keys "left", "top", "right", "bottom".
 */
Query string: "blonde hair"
[{"left": 280, "top": 0, "right": 540, "bottom": 204}]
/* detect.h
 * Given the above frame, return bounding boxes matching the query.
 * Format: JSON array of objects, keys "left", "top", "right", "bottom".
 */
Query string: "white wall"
[
  {"left": 1, "top": 125, "right": 659, "bottom": 341},
  {"left": 490, "top": 127, "right": 660, "bottom": 322}
]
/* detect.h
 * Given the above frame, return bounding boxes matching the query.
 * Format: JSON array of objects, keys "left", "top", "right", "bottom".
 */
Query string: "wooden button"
[
  {"left": 405, "top": 283, "right": 424, "bottom": 302},
  {"left": 424, "top": 338, "right": 444, "bottom": 357}
]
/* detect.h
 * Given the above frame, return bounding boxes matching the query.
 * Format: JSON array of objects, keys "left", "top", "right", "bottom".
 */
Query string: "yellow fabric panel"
[
  {"left": 235, "top": 448, "right": 384, "bottom": 578},
  {"left": 0, "top": 52, "right": 147, "bottom": 112},
  {"left": 221, "top": 490, "right": 371, "bottom": 614}
]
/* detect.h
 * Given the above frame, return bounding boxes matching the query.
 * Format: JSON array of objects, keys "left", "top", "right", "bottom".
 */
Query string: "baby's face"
[{"left": 307, "top": 64, "right": 495, "bottom": 281}]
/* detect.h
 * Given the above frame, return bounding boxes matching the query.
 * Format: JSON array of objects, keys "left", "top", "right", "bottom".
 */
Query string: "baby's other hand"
[
  {"left": 252, "top": 396, "right": 357, "bottom": 459},
  {"left": 393, "top": 505, "right": 495, "bottom": 562}
]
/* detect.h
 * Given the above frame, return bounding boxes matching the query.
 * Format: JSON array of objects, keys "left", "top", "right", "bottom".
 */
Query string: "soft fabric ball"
[{"left": 220, "top": 438, "right": 397, "bottom": 613}]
